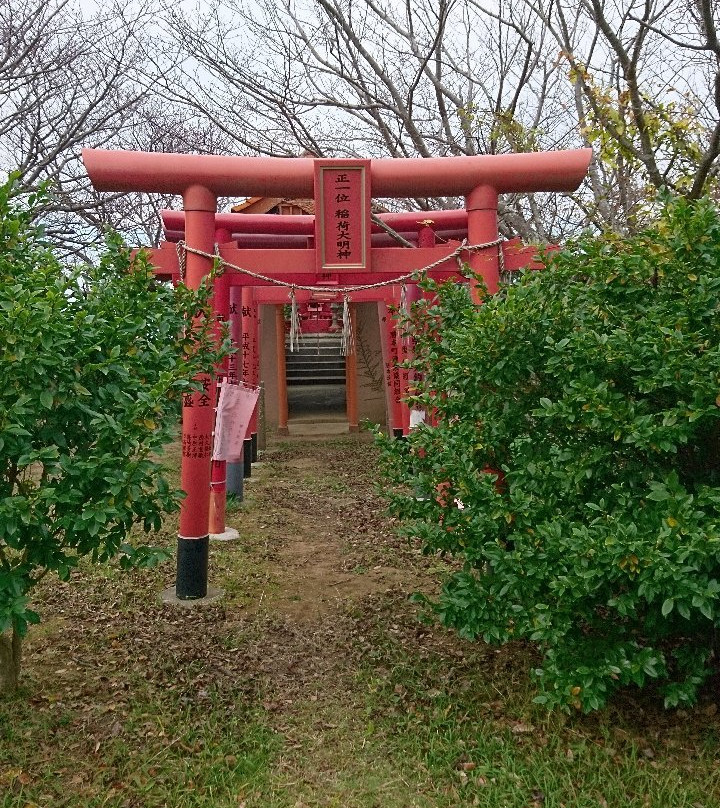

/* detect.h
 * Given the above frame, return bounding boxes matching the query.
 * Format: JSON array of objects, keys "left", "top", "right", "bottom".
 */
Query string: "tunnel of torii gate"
[{"left": 82, "top": 147, "right": 592, "bottom": 600}]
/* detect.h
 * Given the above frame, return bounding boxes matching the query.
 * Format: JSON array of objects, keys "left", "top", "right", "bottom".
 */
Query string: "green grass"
[
  {"left": 1, "top": 435, "right": 718, "bottom": 808},
  {"left": 350, "top": 641, "right": 720, "bottom": 807},
  {"left": 0, "top": 693, "right": 278, "bottom": 807}
]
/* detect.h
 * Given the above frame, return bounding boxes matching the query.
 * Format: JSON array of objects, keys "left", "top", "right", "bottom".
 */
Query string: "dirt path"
[
  {"left": 11, "top": 432, "right": 459, "bottom": 806},
  {"left": 6, "top": 431, "right": 719, "bottom": 808},
  {"left": 240, "top": 435, "right": 430, "bottom": 621}
]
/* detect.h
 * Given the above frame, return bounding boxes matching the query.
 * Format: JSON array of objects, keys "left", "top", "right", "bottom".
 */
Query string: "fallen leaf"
[{"left": 0, "top": 769, "right": 23, "bottom": 785}]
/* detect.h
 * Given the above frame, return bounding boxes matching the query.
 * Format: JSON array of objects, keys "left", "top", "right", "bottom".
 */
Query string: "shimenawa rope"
[
  {"left": 175, "top": 237, "right": 505, "bottom": 354},
  {"left": 175, "top": 237, "right": 504, "bottom": 295}
]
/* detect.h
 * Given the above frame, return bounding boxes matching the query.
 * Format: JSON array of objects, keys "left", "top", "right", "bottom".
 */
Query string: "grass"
[
  {"left": 1, "top": 695, "right": 278, "bottom": 807},
  {"left": 346, "top": 623, "right": 720, "bottom": 807},
  {"left": 1, "top": 434, "right": 719, "bottom": 807}
]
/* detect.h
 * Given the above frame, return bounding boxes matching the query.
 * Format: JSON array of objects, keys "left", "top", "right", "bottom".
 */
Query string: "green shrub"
[
  {"left": 0, "top": 175, "right": 227, "bottom": 690},
  {"left": 378, "top": 196, "right": 720, "bottom": 711}
]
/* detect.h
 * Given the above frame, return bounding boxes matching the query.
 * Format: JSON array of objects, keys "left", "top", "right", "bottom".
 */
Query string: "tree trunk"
[{"left": 0, "top": 628, "right": 21, "bottom": 695}]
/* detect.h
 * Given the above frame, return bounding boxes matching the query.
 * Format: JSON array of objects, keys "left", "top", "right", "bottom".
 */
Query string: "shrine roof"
[{"left": 231, "top": 196, "right": 316, "bottom": 215}]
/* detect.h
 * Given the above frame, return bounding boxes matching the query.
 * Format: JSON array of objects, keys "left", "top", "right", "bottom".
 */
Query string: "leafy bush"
[
  {"left": 0, "top": 176, "right": 226, "bottom": 689},
  {"left": 378, "top": 196, "right": 720, "bottom": 711}
]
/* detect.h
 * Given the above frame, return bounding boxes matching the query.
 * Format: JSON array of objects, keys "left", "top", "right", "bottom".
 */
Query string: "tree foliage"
[
  {"left": 0, "top": 176, "right": 226, "bottom": 690},
  {"left": 378, "top": 196, "right": 720, "bottom": 711}
]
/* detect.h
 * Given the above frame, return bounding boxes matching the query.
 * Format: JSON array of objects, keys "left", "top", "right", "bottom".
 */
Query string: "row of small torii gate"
[{"left": 82, "top": 147, "right": 592, "bottom": 600}]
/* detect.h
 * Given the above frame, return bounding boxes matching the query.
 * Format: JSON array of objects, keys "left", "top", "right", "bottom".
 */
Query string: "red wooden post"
[
  {"left": 418, "top": 222, "right": 436, "bottom": 248},
  {"left": 275, "top": 304, "right": 289, "bottom": 435},
  {"left": 377, "top": 300, "right": 403, "bottom": 436},
  {"left": 402, "top": 283, "right": 422, "bottom": 435},
  {"left": 241, "top": 287, "right": 254, "bottom": 476},
  {"left": 177, "top": 185, "right": 217, "bottom": 599},
  {"left": 226, "top": 284, "right": 244, "bottom": 498},
  {"left": 465, "top": 184, "right": 500, "bottom": 301},
  {"left": 345, "top": 303, "right": 359, "bottom": 432},
  {"left": 249, "top": 292, "right": 260, "bottom": 461},
  {"left": 394, "top": 286, "right": 413, "bottom": 435},
  {"left": 388, "top": 299, "right": 404, "bottom": 437},
  {"left": 209, "top": 227, "right": 237, "bottom": 540}
]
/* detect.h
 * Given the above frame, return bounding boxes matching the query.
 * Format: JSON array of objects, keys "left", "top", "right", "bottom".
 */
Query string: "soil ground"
[{"left": 1, "top": 431, "right": 719, "bottom": 808}]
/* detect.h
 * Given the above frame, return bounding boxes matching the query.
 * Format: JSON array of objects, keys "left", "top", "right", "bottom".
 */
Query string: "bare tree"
[
  {"left": 163, "top": 0, "right": 719, "bottom": 237},
  {"left": 521, "top": 0, "right": 720, "bottom": 230},
  {"left": 0, "top": 1, "right": 142, "bottom": 254},
  {"left": 159, "top": 0, "right": 585, "bottom": 239},
  {"left": 3, "top": 0, "right": 715, "bottom": 246},
  {"left": 0, "top": 0, "right": 236, "bottom": 256},
  {"left": 80, "top": 100, "right": 239, "bottom": 248}
]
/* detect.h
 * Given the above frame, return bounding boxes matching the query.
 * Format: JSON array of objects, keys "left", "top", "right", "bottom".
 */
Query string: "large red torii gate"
[{"left": 83, "top": 147, "right": 591, "bottom": 601}]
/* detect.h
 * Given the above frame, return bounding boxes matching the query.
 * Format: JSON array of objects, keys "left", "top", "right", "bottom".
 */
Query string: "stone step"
[
  {"left": 287, "top": 366, "right": 346, "bottom": 376},
  {"left": 286, "top": 341, "right": 344, "bottom": 356},
  {"left": 287, "top": 365, "right": 346, "bottom": 381},
  {"left": 285, "top": 334, "right": 345, "bottom": 385},
  {"left": 285, "top": 333, "right": 346, "bottom": 385},
  {"left": 286, "top": 356, "right": 346, "bottom": 367},
  {"left": 287, "top": 375, "right": 346, "bottom": 386},
  {"left": 286, "top": 348, "right": 345, "bottom": 357}
]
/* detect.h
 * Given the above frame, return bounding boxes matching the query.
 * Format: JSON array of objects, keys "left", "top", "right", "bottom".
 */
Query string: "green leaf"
[{"left": 0, "top": 172, "right": 229, "bottom": 662}]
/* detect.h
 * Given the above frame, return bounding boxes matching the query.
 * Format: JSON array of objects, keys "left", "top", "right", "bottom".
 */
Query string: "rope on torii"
[
  {"left": 175, "top": 237, "right": 506, "bottom": 354},
  {"left": 175, "top": 237, "right": 505, "bottom": 291}
]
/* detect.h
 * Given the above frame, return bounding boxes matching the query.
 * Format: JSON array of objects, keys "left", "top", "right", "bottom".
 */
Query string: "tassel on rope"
[
  {"left": 341, "top": 294, "right": 354, "bottom": 356},
  {"left": 213, "top": 242, "right": 223, "bottom": 274},
  {"left": 400, "top": 283, "right": 407, "bottom": 313},
  {"left": 176, "top": 241, "right": 187, "bottom": 283},
  {"left": 289, "top": 287, "right": 301, "bottom": 352}
]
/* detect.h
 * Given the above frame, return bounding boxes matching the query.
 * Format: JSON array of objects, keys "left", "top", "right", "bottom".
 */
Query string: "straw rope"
[{"left": 175, "top": 237, "right": 504, "bottom": 294}]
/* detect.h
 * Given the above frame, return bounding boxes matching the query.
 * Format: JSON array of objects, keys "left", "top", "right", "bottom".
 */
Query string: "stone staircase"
[{"left": 285, "top": 332, "right": 346, "bottom": 386}]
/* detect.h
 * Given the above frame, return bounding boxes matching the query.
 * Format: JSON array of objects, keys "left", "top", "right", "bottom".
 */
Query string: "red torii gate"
[
  {"left": 82, "top": 148, "right": 591, "bottom": 600},
  {"left": 153, "top": 210, "right": 554, "bottom": 435}
]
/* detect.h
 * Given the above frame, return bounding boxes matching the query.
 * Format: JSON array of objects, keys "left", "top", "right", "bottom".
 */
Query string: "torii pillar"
[
  {"left": 226, "top": 285, "right": 244, "bottom": 499},
  {"left": 177, "top": 185, "right": 217, "bottom": 598},
  {"left": 466, "top": 185, "right": 500, "bottom": 299}
]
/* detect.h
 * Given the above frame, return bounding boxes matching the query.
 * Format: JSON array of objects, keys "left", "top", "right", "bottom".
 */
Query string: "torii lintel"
[{"left": 82, "top": 148, "right": 592, "bottom": 198}]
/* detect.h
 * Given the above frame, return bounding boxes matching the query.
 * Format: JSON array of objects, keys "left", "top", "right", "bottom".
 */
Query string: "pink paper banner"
[{"left": 212, "top": 381, "right": 259, "bottom": 461}]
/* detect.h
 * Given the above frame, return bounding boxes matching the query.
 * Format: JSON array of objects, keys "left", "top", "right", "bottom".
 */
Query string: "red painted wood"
[
  {"left": 179, "top": 192, "right": 216, "bottom": 542},
  {"left": 345, "top": 305, "right": 359, "bottom": 432},
  {"left": 208, "top": 226, "right": 232, "bottom": 536},
  {"left": 149, "top": 239, "right": 556, "bottom": 302},
  {"left": 83, "top": 148, "right": 592, "bottom": 197},
  {"left": 275, "top": 305, "right": 289, "bottom": 434},
  {"left": 466, "top": 184, "right": 499, "bottom": 298},
  {"left": 162, "top": 207, "right": 472, "bottom": 238},
  {"left": 378, "top": 297, "right": 403, "bottom": 433}
]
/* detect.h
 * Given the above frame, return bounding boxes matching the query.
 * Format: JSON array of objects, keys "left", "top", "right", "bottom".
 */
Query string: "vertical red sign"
[{"left": 314, "top": 159, "right": 371, "bottom": 273}]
